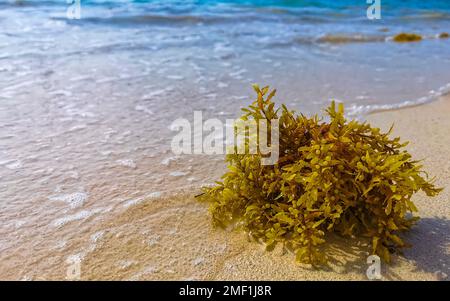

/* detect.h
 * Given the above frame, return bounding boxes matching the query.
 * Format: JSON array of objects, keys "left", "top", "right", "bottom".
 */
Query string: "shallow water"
[{"left": 0, "top": 0, "right": 450, "bottom": 279}]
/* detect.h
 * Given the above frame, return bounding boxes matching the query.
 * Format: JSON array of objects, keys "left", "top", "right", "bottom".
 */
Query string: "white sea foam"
[
  {"left": 52, "top": 211, "right": 92, "bottom": 227},
  {"left": 96, "top": 77, "right": 117, "bottom": 83},
  {"left": 49, "top": 90, "right": 73, "bottom": 97},
  {"left": 70, "top": 75, "right": 92, "bottom": 82},
  {"left": 100, "top": 150, "right": 113, "bottom": 156},
  {"left": 161, "top": 155, "right": 179, "bottom": 166},
  {"left": 68, "top": 124, "right": 87, "bottom": 132},
  {"left": 117, "top": 260, "right": 137, "bottom": 269},
  {"left": 51, "top": 207, "right": 105, "bottom": 227},
  {"left": 123, "top": 198, "right": 142, "bottom": 208},
  {"left": 135, "top": 105, "right": 154, "bottom": 115},
  {"left": 67, "top": 253, "right": 85, "bottom": 264},
  {"left": 147, "top": 234, "right": 161, "bottom": 246},
  {"left": 147, "top": 191, "right": 162, "bottom": 198},
  {"left": 347, "top": 82, "right": 450, "bottom": 118},
  {"left": 229, "top": 68, "right": 247, "bottom": 78},
  {"left": 166, "top": 75, "right": 184, "bottom": 80},
  {"left": 141, "top": 89, "right": 166, "bottom": 100},
  {"left": 64, "top": 108, "right": 96, "bottom": 118},
  {"left": 129, "top": 265, "right": 158, "bottom": 280},
  {"left": 48, "top": 192, "right": 88, "bottom": 209},
  {"left": 122, "top": 191, "right": 162, "bottom": 208},
  {"left": 91, "top": 231, "right": 105, "bottom": 243},
  {"left": 14, "top": 219, "right": 26, "bottom": 229},
  {"left": 192, "top": 257, "right": 205, "bottom": 266},
  {"left": 5, "top": 160, "right": 22, "bottom": 170},
  {"left": 54, "top": 240, "right": 68, "bottom": 249},
  {"left": 169, "top": 171, "right": 189, "bottom": 177},
  {"left": 116, "top": 159, "right": 137, "bottom": 169}
]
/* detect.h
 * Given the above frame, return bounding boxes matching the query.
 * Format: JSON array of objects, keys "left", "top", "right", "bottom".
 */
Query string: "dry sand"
[{"left": 2, "top": 96, "right": 449, "bottom": 281}]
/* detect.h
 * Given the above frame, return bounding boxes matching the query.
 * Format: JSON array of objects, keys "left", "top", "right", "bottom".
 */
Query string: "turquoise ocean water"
[{"left": 1, "top": 0, "right": 450, "bottom": 114}]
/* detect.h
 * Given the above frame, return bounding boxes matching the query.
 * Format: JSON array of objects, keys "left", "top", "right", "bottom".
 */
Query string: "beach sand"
[{"left": 2, "top": 96, "right": 449, "bottom": 281}]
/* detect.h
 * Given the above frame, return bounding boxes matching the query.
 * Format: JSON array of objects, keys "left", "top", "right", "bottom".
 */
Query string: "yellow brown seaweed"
[
  {"left": 198, "top": 85, "right": 442, "bottom": 266},
  {"left": 393, "top": 33, "right": 422, "bottom": 42}
]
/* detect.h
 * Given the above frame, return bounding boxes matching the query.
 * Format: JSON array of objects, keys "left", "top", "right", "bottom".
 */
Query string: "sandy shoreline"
[
  {"left": 76, "top": 95, "right": 450, "bottom": 280},
  {"left": 2, "top": 95, "right": 449, "bottom": 281}
]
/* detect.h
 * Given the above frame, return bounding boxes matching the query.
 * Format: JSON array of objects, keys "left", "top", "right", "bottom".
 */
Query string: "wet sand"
[{"left": 1, "top": 95, "right": 449, "bottom": 281}]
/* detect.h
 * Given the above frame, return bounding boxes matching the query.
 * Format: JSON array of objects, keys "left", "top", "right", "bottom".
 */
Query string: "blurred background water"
[
  {"left": 1, "top": 0, "right": 450, "bottom": 113},
  {"left": 0, "top": 0, "right": 450, "bottom": 279}
]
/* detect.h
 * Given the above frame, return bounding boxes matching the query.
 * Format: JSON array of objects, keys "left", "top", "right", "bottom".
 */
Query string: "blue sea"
[{"left": 1, "top": 0, "right": 450, "bottom": 114}]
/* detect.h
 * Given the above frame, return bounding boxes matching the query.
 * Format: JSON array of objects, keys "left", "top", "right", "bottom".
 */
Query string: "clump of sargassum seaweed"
[
  {"left": 197, "top": 85, "right": 442, "bottom": 266},
  {"left": 393, "top": 33, "right": 422, "bottom": 42},
  {"left": 391, "top": 32, "right": 449, "bottom": 42}
]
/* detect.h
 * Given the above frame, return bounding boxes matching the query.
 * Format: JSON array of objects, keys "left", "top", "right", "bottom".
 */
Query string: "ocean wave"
[
  {"left": 76, "top": 14, "right": 224, "bottom": 26},
  {"left": 0, "top": 0, "right": 65, "bottom": 9},
  {"left": 51, "top": 11, "right": 326, "bottom": 27},
  {"left": 347, "top": 82, "right": 450, "bottom": 117},
  {"left": 51, "top": 12, "right": 262, "bottom": 27},
  {"left": 399, "top": 11, "right": 450, "bottom": 21}
]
